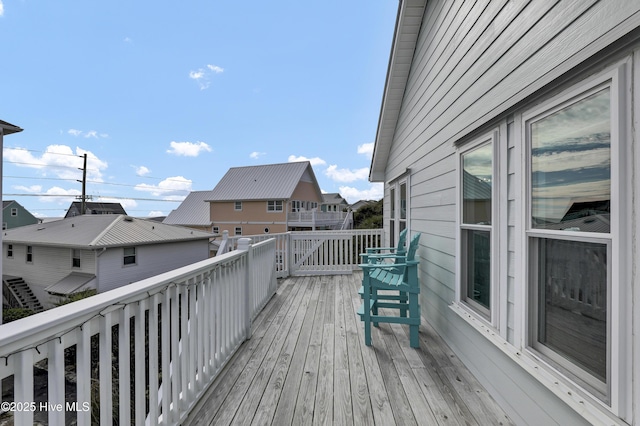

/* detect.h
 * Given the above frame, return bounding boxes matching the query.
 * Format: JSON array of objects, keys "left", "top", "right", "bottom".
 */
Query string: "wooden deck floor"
[{"left": 184, "top": 273, "right": 514, "bottom": 426}]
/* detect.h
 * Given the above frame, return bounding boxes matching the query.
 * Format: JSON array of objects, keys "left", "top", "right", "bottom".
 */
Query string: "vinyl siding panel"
[
  {"left": 96, "top": 240, "right": 209, "bottom": 293},
  {"left": 381, "top": 0, "right": 640, "bottom": 424},
  {"left": 3, "top": 245, "right": 97, "bottom": 308}
]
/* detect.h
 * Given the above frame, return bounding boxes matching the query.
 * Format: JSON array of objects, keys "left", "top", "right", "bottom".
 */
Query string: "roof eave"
[
  {"left": 0, "top": 120, "right": 23, "bottom": 135},
  {"left": 369, "top": 0, "right": 427, "bottom": 183}
]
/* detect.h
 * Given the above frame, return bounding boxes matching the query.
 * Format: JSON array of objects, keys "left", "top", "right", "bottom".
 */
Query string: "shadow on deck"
[{"left": 184, "top": 272, "right": 513, "bottom": 425}]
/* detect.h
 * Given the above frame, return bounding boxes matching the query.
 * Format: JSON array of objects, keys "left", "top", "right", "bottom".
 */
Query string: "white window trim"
[
  {"left": 234, "top": 201, "right": 242, "bottom": 211},
  {"left": 387, "top": 171, "right": 411, "bottom": 247},
  {"left": 455, "top": 129, "right": 501, "bottom": 329},
  {"left": 515, "top": 60, "right": 632, "bottom": 420}
]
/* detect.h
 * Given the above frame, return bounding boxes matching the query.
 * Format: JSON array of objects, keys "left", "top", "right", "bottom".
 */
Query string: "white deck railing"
[
  {"left": 0, "top": 238, "right": 277, "bottom": 426},
  {"left": 219, "top": 229, "right": 383, "bottom": 277},
  {"left": 287, "top": 210, "right": 348, "bottom": 227}
]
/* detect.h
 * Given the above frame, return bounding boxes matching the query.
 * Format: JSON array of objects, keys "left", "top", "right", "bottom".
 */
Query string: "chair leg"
[
  {"left": 372, "top": 288, "right": 379, "bottom": 327},
  {"left": 409, "top": 293, "right": 420, "bottom": 349},
  {"left": 399, "top": 290, "right": 408, "bottom": 317},
  {"left": 363, "top": 277, "right": 372, "bottom": 346}
]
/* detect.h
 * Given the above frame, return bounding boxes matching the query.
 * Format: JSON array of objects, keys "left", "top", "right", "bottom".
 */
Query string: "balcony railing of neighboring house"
[
  {"left": 218, "top": 228, "right": 383, "bottom": 277},
  {"left": 286, "top": 210, "right": 349, "bottom": 228},
  {"left": 0, "top": 238, "right": 277, "bottom": 426}
]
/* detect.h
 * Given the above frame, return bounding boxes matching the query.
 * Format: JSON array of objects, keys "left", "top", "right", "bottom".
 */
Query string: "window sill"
[{"left": 448, "top": 303, "right": 623, "bottom": 426}]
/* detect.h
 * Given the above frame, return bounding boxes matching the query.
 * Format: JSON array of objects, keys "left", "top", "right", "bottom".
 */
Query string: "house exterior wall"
[
  {"left": 3, "top": 244, "right": 97, "bottom": 308},
  {"left": 95, "top": 240, "right": 210, "bottom": 293},
  {"left": 210, "top": 200, "right": 288, "bottom": 235},
  {"left": 290, "top": 181, "right": 322, "bottom": 205},
  {"left": 2, "top": 203, "right": 39, "bottom": 230},
  {"left": 380, "top": 1, "right": 640, "bottom": 424}
]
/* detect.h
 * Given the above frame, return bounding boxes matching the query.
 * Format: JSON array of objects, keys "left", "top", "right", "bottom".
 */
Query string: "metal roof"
[
  {"left": 45, "top": 272, "right": 96, "bottom": 295},
  {"left": 207, "top": 161, "right": 323, "bottom": 202},
  {"left": 163, "top": 190, "right": 215, "bottom": 226},
  {"left": 3, "top": 215, "right": 213, "bottom": 248}
]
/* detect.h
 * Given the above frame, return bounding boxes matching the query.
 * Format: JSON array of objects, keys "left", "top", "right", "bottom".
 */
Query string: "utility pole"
[{"left": 77, "top": 153, "right": 88, "bottom": 214}]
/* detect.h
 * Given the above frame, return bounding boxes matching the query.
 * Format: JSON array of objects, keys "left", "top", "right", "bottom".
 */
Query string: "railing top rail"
[{"left": 0, "top": 248, "right": 247, "bottom": 354}]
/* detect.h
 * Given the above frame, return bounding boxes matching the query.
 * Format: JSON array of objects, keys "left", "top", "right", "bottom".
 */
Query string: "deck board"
[{"left": 183, "top": 273, "right": 515, "bottom": 426}]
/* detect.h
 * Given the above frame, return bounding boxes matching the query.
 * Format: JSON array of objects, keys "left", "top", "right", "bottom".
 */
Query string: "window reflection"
[
  {"left": 531, "top": 89, "right": 610, "bottom": 233},
  {"left": 462, "top": 143, "right": 492, "bottom": 225}
]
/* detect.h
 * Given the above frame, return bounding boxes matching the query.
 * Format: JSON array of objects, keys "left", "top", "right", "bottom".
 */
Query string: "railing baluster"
[
  {"left": 48, "top": 338, "right": 65, "bottom": 426},
  {"left": 135, "top": 299, "right": 147, "bottom": 425},
  {"left": 119, "top": 304, "right": 131, "bottom": 425},
  {"left": 99, "top": 312, "right": 113, "bottom": 426},
  {"left": 149, "top": 294, "right": 160, "bottom": 425},
  {"left": 76, "top": 322, "right": 91, "bottom": 425},
  {"left": 14, "top": 350, "right": 34, "bottom": 425}
]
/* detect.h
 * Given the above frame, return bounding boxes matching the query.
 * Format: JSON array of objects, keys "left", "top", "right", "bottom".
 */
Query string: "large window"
[
  {"left": 459, "top": 133, "right": 495, "bottom": 320},
  {"left": 525, "top": 79, "right": 616, "bottom": 399},
  {"left": 72, "top": 249, "right": 81, "bottom": 268},
  {"left": 26, "top": 246, "right": 33, "bottom": 263}
]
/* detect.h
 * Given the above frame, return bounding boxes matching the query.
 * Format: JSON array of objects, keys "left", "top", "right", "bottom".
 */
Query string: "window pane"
[
  {"left": 462, "top": 229, "right": 491, "bottom": 310},
  {"left": 531, "top": 89, "right": 610, "bottom": 232},
  {"left": 400, "top": 183, "right": 407, "bottom": 220},
  {"left": 462, "top": 144, "right": 492, "bottom": 225},
  {"left": 390, "top": 188, "right": 395, "bottom": 219},
  {"left": 536, "top": 238, "right": 607, "bottom": 382}
]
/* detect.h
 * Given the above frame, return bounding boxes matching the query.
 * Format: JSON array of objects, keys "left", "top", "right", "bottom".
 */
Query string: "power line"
[{"left": 3, "top": 193, "right": 182, "bottom": 202}]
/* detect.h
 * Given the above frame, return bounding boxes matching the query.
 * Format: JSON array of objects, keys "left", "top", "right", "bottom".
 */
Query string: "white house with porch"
[
  {"left": 2, "top": 215, "right": 213, "bottom": 309},
  {"left": 370, "top": 1, "right": 640, "bottom": 424}
]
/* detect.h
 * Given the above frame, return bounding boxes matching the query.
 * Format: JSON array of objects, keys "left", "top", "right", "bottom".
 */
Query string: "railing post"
[
  {"left": 216, "top": 230, "right": 229, "bottom": 255},
  {"left": 238, "top": 238, "right": 252, "bottom": 340}
]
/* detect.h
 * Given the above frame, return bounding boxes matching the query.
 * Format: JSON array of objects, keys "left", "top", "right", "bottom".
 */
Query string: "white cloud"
[
  {"left": 148, "top": 210, "right": 165, "bottom": 217},
  {"left": 39, "top": 186, "right": 82, "bottom": 204},
  {"left": 288, "top": 155, "right": 326, "bottom": 166},
  {"left": 189, "top": 64, "right": 224, "bottom": 90},
  {"left": 67, "top": 128, "right": 108, "bottom": 139},
  {"left": 357, "top": 142, "right": 374, "bottom": 157},
  {"left": 124, "top": 37, "right": 132, "bottom": 43},
  {"left": 207, "top": 64, "right": 224, "bottom": 73},
  {"left": 3, "top": 145, "right": 108, "bottom": 182},
  {"left": 338, "top": 183, "right": 383, "bottom": 203},
  {"left": 250, "top": 151, "right": 266, "bottom": 159},
  {"left": 167, "top": 141, "right": 212, "bottom": 157},
  {"left": 13, "top": 184, "right": 42, "bottom": 193},
  {"left": 135, "top": 165, "right": 151, "bottom": 176},
  {"left": 135, "top": 176, "right": 192, "bottom": 199},
  {"left": 325, "top": 165, "right": 369, "bottom": 182},
  {"left": 0, "top": 1, "right": 4, "bottom": 16}
]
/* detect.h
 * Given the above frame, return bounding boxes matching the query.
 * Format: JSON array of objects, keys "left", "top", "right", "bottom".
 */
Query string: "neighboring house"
[
  {"left": 320, "top": 193, "right": 349, "bottom": 212},
  {"left": 163, "top": 190, "right": 216, "bottom": 232},
  {"left": 1, "top": 120, "right": 24, "bottom": 325},
  {"left": 371, "top": 2, "right": 640, "bottom": 425},
  {"left": 2, "top": 200, "right": 39, "bottom": 230},
  {"left": 2, "top": 215, "right": 213, "bottom": 309},
  {"left": 64, "top": 201, "right": 127, "bottom": 218},
  {"left": 207, "top": 161, "right": 332, "bottom": 235},
  {"left": 349, "top": 199, "right": 377, "bottom": 212}
]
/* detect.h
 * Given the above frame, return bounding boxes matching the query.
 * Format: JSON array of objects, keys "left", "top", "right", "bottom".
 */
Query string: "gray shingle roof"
[
  {"left": 3, "top": 215, "right": 213, "bottom": 248},
  {"left": 163, "top": 190, "right": 215, "bottom": 226},
  {"left": 207, "top": 161, "right": 322, "bottom": 201}
]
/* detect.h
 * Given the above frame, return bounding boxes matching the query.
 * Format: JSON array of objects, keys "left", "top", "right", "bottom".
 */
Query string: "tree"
[{"left": 353, "top": 200, "right": 383, "bottom": 229}]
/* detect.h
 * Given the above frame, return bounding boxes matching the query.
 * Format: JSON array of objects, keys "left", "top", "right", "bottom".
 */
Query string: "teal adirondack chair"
[
  {"left": 358, "top": 228, "right": 408, "bottom": 303},
  {"left": 358, "top": 232, "right": 421, "bottom": 348}
]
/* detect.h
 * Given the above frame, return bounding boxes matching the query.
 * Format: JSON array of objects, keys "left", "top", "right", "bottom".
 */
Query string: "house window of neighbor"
[
  {"left": 459, "top": 133, "right": 495, "bottom": 321},
  {"left": 2, "top": 223, "right": 7, "bottom": 230},
  {"left": 11, "top": 208, "right": 17, "bottom": 216},
  {"left": 267, "top": 200, "right": 283, "bottom": 212},
  {"left": 123, "top": 247, "right": 136, "bottom": 265},
  {"left": 72, "top": 249, "right": 81, "bottom": 268},
  {"left": 524, "top": 72, "right": 625, "bottom": 402},
  {"left": 26, "top": 245, "right": 33, "bottom": 263},
  {"left": 7, "top": 244, "right": 13, "bottom": 258},
  {"left": 234, "top": 201, "right": 242, "bottom": 211},
  {"left": 264, "top": 227, "right": 270, "bottom": 233},
  {"left": 212, "top": 226, "right": 219, "bottom": 234},
  {"left": 235, "top": 227, "right": 242, "bottom": 236}
]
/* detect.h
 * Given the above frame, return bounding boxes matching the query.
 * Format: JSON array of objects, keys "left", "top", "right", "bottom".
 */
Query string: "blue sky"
[{"left": 0, "top": 1, "right": 396, "bottom": 217}]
